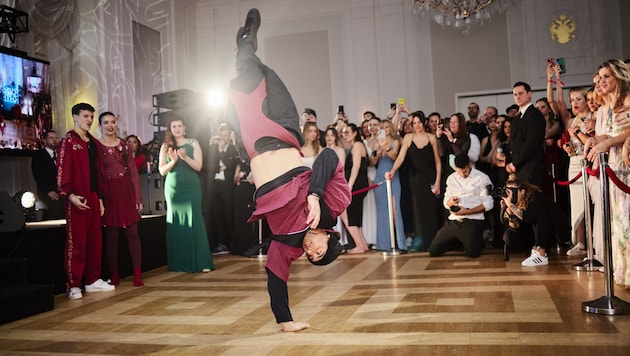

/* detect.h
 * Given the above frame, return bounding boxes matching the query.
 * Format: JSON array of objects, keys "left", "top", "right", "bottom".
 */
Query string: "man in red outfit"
[
  {"left": 57, "top": 103, "right": 115, "bottom": 300},
  {"left": 228, "top": 9, "right": 351, "bottom": 332}
]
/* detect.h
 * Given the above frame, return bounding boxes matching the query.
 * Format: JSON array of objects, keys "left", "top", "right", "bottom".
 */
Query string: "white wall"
[{"left": 189, "top": 0, "right": 626, "bottom": 124}]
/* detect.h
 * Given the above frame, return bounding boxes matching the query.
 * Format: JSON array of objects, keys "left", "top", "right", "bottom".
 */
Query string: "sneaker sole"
[{"left": 85, "top": 287, "right": 115, "bottom": 292}]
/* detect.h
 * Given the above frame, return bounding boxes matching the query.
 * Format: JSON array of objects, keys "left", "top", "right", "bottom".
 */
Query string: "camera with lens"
[
  {"left": 492, "top": 186, "right": 518, "bottom": 204},
  {"left": 449, "top": 205, "right": 461, "bottom": 212}
]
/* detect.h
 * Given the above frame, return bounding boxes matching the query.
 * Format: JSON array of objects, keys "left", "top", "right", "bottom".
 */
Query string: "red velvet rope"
[
  {"left": 555, "top": 171, "right": 582, "bottom": 186},
  {"left": 586, "top": 166, "right": 600, "bottom": 177},
  {"left": 605, "top": 166, "right": 630, "bottom": 194},
  {"left": 352, "top": 181, "right": 383, "bottom": 195}
]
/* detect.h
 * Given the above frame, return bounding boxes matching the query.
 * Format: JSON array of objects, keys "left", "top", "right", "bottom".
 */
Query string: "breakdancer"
[{"left": 226, "top": 9, "right": 351, "bottom": 332}]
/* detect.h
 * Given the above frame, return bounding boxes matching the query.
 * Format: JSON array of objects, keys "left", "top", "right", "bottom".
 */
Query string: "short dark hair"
[
  {"left": 505, "top": 104, "right": 519, "bottom": 114},
  {"left": 411, "top": 110, "right": 426, "bottom": 121},
  {"left": 303, "top": 108, "right": 317, "bottom": 117},
  {"left": 309, "top": 232, "right": 343, "bottom": 266},
  {"left": 513, "top": 81, "right": 531, "bottom": 92},
  {"left": 71, "top": 102, "right": 95, "bottom": 116},
  {"left": 44, "top": 130, "right": 56, "bottom": 138},
  {"left": 454, "top": 153, "right": 470, "bottom": 169},
  {"left": 363, "top": 111, "right": 375, "bottom": 119}
]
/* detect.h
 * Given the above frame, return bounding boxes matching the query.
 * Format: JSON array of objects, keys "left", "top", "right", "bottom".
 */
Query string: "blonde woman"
[
  {"left": 585, "top": 60, "right": 630, "bottom": 288},
  {"left": 373, "top": 119, "right": 407, "bottom": 251},
  {"left": 301, "top": 122, "right": 321, "bottom": 168}
]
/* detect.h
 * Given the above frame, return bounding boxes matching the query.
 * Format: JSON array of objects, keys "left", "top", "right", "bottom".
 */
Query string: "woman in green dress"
[{"left": 158, "top": 117, "right": 214, "bottom": 273}]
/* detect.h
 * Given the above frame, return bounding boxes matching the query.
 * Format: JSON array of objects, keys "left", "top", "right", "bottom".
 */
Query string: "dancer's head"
[{"left": 303, "top": 229, "right": 343, "bottom": 265}]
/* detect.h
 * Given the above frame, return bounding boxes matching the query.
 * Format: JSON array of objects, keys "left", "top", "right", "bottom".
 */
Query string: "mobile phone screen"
[
  {"left": 378, "top": 129, "right": 386, "bottom": 140},
  {"left": 556, "top": 58, "right": 566, "bottom": 74}
]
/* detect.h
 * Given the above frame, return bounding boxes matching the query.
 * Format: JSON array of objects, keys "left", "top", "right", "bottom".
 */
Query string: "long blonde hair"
[{"left": 302, "top": 122, "right": 321, "bottom": 156}]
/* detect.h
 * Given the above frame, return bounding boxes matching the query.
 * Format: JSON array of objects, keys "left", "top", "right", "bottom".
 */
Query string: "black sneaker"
[
  {"left": 241, "top": 8, "right": 261, "bottom": 50},
  {"left": 212, "top": 244, "right": 229, "bottom": 255}
]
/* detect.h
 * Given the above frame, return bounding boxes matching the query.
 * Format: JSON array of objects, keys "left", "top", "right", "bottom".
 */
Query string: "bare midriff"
[{"left": 250, "top": 147, "right": 304, "bottom": 188}]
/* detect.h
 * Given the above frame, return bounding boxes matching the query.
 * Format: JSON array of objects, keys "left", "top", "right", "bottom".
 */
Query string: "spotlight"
[
  {"left": 13, "top": 190, "right": 38, "bottom": 221},
  {"left": 207, "top": 88, "right": 226, "bottom": 109}
]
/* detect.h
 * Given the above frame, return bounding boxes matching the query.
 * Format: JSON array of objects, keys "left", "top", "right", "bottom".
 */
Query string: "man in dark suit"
[
  {"left": 506, "top": 82, "right": 546, "bottom": 187},
  {"left": 31, "top": 130, "right": 64, "bottom": 219},
  {"left": 207, "top": 123, "right": 242, "bottom": 254}
]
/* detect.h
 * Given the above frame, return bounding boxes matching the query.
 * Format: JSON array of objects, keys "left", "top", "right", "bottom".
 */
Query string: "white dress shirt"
[{"left": 443, "top": 167, "right": 494, "bottom": 221}]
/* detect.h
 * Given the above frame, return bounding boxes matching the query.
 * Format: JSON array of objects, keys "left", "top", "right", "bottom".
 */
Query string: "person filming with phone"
[{"left": 500, "top": 174, "right": 570, "bottom": 266}]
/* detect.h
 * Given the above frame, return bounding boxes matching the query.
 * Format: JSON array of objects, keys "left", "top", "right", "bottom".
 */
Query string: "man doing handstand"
[{"left": 226, "top": 8, "right": 351, "bottom": 332}]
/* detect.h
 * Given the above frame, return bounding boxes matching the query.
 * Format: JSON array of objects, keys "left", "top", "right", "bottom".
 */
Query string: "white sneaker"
[
  {"left": 85, "top": 278, "right": 116, "bottom": 292},
  {"left": 521, "top": 250, "right": 549, "bottom": 266},
  {"left": 68, "top": 287, "right": 83, "bottom": 300},
  {"left": 566, "top": 242, "right": 586, "bottom": 256}
]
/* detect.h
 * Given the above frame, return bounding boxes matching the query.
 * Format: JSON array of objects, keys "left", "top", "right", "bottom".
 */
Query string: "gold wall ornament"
[{"left": 549, "top": 15, "right": 577, "bottom": 44}]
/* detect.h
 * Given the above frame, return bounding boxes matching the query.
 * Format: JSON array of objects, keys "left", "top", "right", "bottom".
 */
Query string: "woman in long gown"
[
  {"left": 362, "top": 117, "right": 380, "bottom": 247},
  {"left": 387, "top": 112, "right": 441, "bottom": 251},
  {"left": 97, "top": 112, "right": 144, "bottom": 286},
  {"left": 373, "top": 119, "right": 406, "bottom": 251},
  {"left": 158, "top": 117, "right": 214, "bottom": 273},
  {"left": 586, "top": 59, "right": 630, "bottom": 288},
  {"left": 342, "top": 123, "right": 370, "bottom": 253}
]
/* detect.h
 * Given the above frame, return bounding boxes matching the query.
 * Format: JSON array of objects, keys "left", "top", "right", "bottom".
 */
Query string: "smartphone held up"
[{"left": 547, "top": 57, "right": 566, "bottom": 74}]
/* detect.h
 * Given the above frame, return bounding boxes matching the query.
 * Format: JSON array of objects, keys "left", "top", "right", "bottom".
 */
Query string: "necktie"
[{"left": 52, "top": 151, "right": 56, "bottom": 165}]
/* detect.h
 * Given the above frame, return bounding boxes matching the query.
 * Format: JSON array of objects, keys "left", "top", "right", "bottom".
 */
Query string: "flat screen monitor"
[{"left": 0, "top": 47, "right": 52, "bottom": 153}]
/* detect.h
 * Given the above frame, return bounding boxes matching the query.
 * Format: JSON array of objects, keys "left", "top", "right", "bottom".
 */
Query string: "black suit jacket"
[
  {"left": 31, "top": 148, "right": 58, "bottom": 195},
  {"left": 508, "top": 105, "right": 546, "bottom": 186},
  {"left": 208, "top": 142, "right": 241, "bottom": 184}
]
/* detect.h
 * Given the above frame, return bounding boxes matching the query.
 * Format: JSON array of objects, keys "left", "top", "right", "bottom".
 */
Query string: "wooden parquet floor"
[{"left": 2, "top": 248, "right": 630, "bottom": 355}]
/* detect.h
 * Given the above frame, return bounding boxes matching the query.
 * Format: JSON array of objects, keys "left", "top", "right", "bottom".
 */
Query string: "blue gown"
[{"left": 374, "top": 151, "right": 407, "bottom": 251}]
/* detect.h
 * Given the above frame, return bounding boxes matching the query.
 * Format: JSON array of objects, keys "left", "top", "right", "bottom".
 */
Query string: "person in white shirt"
[{"left": 428, "top": 154, "right": 494, "bottom": 258}]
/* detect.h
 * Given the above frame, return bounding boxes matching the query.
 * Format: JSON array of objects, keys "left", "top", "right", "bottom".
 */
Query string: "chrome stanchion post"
[
  {"left": 551, "top": 163, "right": 557, "bottom": 204},
  {"left": 146, "top": 161, "right": 153, "bottom": 214},
  {"left": 250, "top": 219, "right": 266, "bottom": 259},
  {"left": 574, "top": 159, "right": 602, "bottom": 271},
  {"left": 382, "top": 178, "right": 401, "bottom": 256},
  {"left": 582, "top": 152, "right": 630, "bottom": 314}
]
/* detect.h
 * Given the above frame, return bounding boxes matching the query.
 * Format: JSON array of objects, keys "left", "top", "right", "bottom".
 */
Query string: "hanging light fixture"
[{"left": 410, "top": 0, "right": 516, "bottom": 34}]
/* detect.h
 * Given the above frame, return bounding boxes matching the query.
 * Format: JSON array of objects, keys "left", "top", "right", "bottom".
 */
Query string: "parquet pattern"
[{"left": 2, "top": 249, "right": 630, "bottom": 355}]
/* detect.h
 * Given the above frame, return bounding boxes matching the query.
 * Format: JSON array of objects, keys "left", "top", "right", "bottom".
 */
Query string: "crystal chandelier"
[{"left": 410, "top": 0, "right": 516, "bottom": 34}]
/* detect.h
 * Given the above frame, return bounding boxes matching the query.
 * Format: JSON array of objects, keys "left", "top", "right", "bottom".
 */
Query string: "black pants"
[
  {"left": 228, "top": 35, "right": 303, "bottom": 149},
  {"left": 428, "top": 219, "right": 485, "bottom": 258},
  {"left": 209, "top": 180, "right": 235, "bottom": 249}
]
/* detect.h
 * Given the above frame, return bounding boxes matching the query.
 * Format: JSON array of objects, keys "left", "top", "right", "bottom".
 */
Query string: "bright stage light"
[
  {"left": 12, "top": 190, "right": 38, "bottom": 221},
  {"left": 207, "top": 89, "right": 226, "bottom": 109}
]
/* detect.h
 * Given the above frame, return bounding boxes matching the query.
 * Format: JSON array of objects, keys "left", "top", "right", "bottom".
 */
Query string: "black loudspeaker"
[
  {"left": 139, "top": 173, "right": 166, "bottom": 215},
  {"left": 152, "top": 89, "right": 198, "bottom": 109},
  {"left": 0, "top": 191, "right": 25, "bottom": 233}
]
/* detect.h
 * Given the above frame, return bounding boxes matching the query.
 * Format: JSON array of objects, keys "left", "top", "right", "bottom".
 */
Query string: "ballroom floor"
[{"left": 1, "top": 247, "right": 630, "bottom": 355}]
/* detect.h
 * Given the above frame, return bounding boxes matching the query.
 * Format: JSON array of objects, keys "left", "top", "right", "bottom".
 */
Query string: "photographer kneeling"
[
  {"left": 501, "top": 174, "right": 570, "bottom": 266},
  {"left": 428, "top": 154, "right": 493, "bottom": 258}
]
